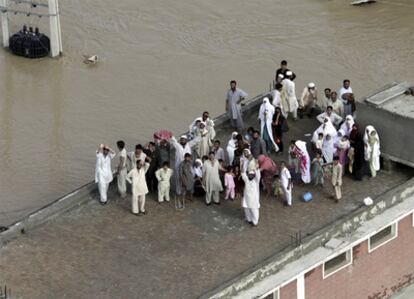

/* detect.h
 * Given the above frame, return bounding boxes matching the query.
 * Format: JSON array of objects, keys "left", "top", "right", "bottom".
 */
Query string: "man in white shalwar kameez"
[
  {"left": 95, "top": 144, "right": 116, "bottom": 204},
  {"left": 226, "top": 132, "right": 238, "bottom": 165},
  {"left": 338, "top": 79, "right": 353, "bottom": 102},
  {"left": 126, "top": 161, "right": 150, "bottom": 215},
  {"left": 155, "top": 161, "right": 173, "bottom": 203},
  {"left": 299, "top": 82, "right": 318, "bottom": 117},
  {"left": 281, "top": 71, "right": 298, "bottom": 120},
  {"left": 170, "top": 135, "right": 200, "bottom": 195},
  {"left": 258, "top": 97, "right": 279, "bottom": 152},
  {"left": 189, "top": 111, "right": 216, "bottom": 140},
  {"left": 203, "top": 152, "right": 224, "bottom": 205},
  {"left": 226, "top": 80, "right": 248, "bottom": 131},
  {"left": 271, "top": 83, "right": 286, "bottom": 117},
  {"left": 364, "top": 125, "right": 381, "bottom": 178},
  {"left": 195, "top": 121, "right": 213, "bottom": 158},
  {"left": 116, "top": 140, "right": 127, "bottom": 198},
  {"left": 242, "top": 169, "right": 261, "bottom": 226},
  {"left": 316, "top": 106, "right": 343, "bottom": 127},
  {"left": 127, "top": 144, "right": 147, "bottom": 171},
  {"left": 240, "top": 149, "right": 257, "bottom": 174},
  {"left": 279, "top": 161, "right": 293, "bottom": 206},
  {"left": 327, "top": 92, "right": 344, "bottom": 118}
]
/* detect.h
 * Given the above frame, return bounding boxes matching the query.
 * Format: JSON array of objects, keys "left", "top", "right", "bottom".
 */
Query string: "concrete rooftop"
[{"left": 0, "top": 106, "right": 412, "bottom": 299}]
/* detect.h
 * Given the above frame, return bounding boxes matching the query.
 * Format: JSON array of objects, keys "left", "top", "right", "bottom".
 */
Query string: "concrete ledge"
[
  {"left": 200, "top": 178, "right": 414, "bottom": 299},
  {"left": 0, "top": 181, "right": 98, "bottom": 247},
  {"left": 0, "top": 92, "right": 268, "bottom": 248}
]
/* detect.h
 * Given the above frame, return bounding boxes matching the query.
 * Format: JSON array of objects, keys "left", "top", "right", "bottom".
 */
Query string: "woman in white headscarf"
[
  {"left": 293, "top": 140, "right": 311, "bottom": 183},
  {"left": 258, "top": 97, "right": 279, "bottom": 152},
  {"left": 322, "top": 134, "right": 335, "bottom": 163},
  {"left": 334, "top": 129, "right": 345, "bottom": 148},
  {"left": 340, "top": 115, "right": 355, "bottom": 137},
  {"left": 226, "top": 132, "right": 238, "bottom": 165},
  {"left": 364, "top": 125, "right": 381, "bottom": 177},
  {"left": 312, "top": 117, "right": 337, "bottom": 144}
]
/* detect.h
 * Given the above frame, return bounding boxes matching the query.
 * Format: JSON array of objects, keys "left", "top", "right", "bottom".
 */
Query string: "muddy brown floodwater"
[{"left": 0, "top": 0, "right": 413, "bottom": 226}]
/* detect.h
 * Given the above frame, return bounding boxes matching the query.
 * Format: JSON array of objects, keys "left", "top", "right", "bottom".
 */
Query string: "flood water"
[{"left": 0, "top": 0, "right": 413, "bottom": 225}]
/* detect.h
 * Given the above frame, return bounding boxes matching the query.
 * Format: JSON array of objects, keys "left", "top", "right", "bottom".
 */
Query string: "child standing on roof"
[
  {"left": 224, "top": 166, "right": 236, "bottom": 201},
  {"left": 312, "top": 151, "right": 325, "bottom": 186},
  {"left": 331, "top": 156, "right": 343, "bottom": 203}
]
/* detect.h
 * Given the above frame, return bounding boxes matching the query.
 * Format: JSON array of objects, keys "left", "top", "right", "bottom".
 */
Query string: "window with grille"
[
  {"left": 323, "top": 249, "right": 352, "bottom": 278},
  {"left": 368, "top": 223, "right": 397, "bottom": 252}
]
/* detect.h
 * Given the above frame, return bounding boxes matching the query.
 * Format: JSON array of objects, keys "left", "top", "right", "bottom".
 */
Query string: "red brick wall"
[
  {"left": 280, "top": 279, "right": 297, "bottom": 299},
  {"left": 305, "top": 214, "right": 414, "bottom": 299}
]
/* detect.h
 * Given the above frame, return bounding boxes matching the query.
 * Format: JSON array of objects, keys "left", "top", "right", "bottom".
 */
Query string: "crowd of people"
[{"left": 95, "top": 60, "right": 381, "bottom": 227}]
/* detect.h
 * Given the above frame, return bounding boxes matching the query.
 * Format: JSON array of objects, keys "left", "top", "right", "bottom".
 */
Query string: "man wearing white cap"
[
  {"left": 299, "top": 82, "right": 318, "bottom": 118},
  {"left": 126, "top": 160, "right": 150, "bottom": 215},
  {"left": 281, "top": 71, "right": 298, "bottom": 120},
  {"left": 275, "top": 60, "right": 296, "bottom": 81},
  {"left": 276, "top": 73, "right": 284, "bottom": 84},
  {"left": 242, "top": 169, "right": 261, "bottom": 226},
  {"left": 170, "top": 135, "right": 200, "bottom": 195},
  {"left": 226, "top": 80, "right": 248, "bottom": 131},
  {"left": 95, "top": 144, "right": 116, "bottom": 205}
]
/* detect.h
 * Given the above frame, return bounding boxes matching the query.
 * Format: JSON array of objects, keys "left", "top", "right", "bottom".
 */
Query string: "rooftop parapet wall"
[
  {"left": 201, "top": 177, "right": 414, "bottom": 299},
  {"left": 0, "top": 91, "right": 270, "bottom": 247}
]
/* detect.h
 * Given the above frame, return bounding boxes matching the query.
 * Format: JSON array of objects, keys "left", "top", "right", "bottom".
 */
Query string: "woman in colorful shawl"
[
  {"left": 257, "top": 155, "right": 278, "bottom": 195},
  {"left": 293, "top": 140, "right": 311, "bottom": 184}
]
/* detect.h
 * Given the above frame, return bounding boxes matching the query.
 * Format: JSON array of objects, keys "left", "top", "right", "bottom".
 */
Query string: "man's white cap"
[
  {"left": 363, "top": 197, "right": 373, "bottom": 206},
  {"left": 180, "top": 135, "right": 188, "bottom": 140},
  {"left": 286, "top": 71, "right": 293, "bottom": 76},
  {"left": 308, "top": 82, "right": 316, "bottom": 88}
]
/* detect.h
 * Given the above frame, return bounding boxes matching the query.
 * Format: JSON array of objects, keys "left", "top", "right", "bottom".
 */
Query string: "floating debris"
[
  {"left": 83, "top": 55, "right": 98, "bottom": 65},
  {"left": 351, "top": 0, "right": 376, "bottom": 6}
]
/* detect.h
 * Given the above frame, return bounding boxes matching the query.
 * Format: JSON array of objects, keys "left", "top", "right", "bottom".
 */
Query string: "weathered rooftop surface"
[
  {"left": 357, "top": 82, "right": 414, "bottom": 168},
  {"left": 364, "top": 81, "right": 414, "bottom": 117},
  {"left": 0, "top": 99, "right": 413, "bottom": 299}
]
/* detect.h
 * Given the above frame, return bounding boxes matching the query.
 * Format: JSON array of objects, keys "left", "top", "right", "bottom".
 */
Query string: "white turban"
[{"left": 308, "top": 82, "right": 315, "bottom": 88}]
